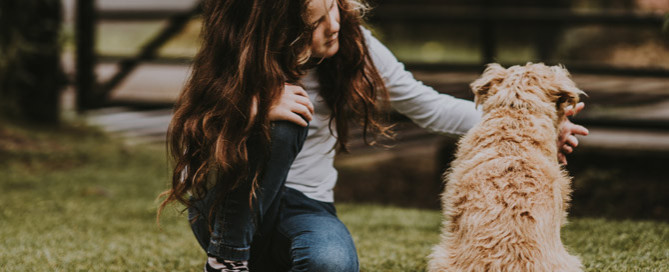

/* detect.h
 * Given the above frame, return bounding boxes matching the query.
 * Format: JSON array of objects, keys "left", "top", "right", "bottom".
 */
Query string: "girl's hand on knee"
[{"left": 269, "top": 83, "right": 315, "bottom": 127}]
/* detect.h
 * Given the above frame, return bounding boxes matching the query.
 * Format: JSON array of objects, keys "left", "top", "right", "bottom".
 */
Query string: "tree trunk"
[{"left": 0, "top": 0, "right": 65, "bottom": 124}]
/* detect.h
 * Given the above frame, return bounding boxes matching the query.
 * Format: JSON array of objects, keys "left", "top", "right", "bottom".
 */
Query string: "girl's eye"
[
  {"left": 313, "top": 16, "right": 326, "bottom": 27},
  {"left": 309, "top": 20, "right": 321, "bottom": 30}
]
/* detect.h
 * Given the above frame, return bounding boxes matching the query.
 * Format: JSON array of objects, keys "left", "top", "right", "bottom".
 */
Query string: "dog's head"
[{"left": 471, "top": 63, "right": 585, "bottom": 119}]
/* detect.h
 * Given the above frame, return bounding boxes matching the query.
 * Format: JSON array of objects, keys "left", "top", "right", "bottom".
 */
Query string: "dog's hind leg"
[{"left": 427, "top": 243, "right": 456, "bottom": 272}]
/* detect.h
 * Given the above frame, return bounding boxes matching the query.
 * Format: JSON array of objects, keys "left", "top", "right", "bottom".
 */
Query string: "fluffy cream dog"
[{"left": 428, "top": 63, "right": 584, "bottom": 272}]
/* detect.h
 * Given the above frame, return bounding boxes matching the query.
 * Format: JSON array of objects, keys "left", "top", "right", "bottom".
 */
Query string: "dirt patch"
[
  {"left": 0, "top": 126, "right": 36, "bottom": 152},
  {"left": 0, "top": 122, "right": 104, "bottom": 170}
]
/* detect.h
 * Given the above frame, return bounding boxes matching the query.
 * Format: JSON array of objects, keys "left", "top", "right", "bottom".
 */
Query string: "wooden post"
[
  {"left": 76, "top": 0, "right": 97, "bottom": 111},
  {"left": 480, "top": 0, "right": 495, "bottom": 65}
]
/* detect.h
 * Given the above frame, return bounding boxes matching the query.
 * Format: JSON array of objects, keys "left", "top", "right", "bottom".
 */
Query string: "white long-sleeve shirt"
[{"left": 285, "top": 27, "right": 482, "bottom": 202}]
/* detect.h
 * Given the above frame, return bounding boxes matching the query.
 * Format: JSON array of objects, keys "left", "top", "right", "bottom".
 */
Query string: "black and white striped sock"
[{"left": 204, "top": 257, "right": 249, "bottom": 272}]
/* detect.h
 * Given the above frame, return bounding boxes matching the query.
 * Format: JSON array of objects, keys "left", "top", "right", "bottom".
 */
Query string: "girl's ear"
[{"left": 470, "top": 63, "right": 507, "bottom": 107}]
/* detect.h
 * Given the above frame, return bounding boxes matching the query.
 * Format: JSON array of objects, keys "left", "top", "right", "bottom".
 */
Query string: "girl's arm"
[
  {"left": 362, "top": 27, "right": 587, "bottom": 163},
  {"left": 362, "top": 27, "right": 481, "bottom": 136}
]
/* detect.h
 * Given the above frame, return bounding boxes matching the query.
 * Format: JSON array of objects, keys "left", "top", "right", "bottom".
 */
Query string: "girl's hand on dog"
[
  {"left": 269, "top": 83, "right": 315, "bottom": 127},
  {"left": 558, "top": 102, "right": 588, "bottom": 165}
]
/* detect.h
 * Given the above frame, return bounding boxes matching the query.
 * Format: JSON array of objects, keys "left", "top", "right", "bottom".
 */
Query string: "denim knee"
[
  {"left": 270, "top": 121, "right": 308, "bottom": 155},
  {"left": 292, "top": 243, "right": 359, "bottom": 272},
  {"left": 287, "top": 216, "right": 359, "bottom": 272}
]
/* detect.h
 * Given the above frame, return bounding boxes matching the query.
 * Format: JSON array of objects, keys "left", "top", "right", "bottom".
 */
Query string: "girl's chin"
[
  {"left": 325, "top": 43, "right": 339, "bottom": 57},
  {"left": 310, "top": 39, "right": 338, "bottom": 58},
  {"left": 316, "top": 43, "right": 339, "bottom": 58}
]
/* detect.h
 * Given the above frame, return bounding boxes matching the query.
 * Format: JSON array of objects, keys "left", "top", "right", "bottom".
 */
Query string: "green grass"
[
  {"left": 340, "top": 205, "right": 669, "bottom": 271},
  {"left": 1, "top": 121, "right": 667, "bottom": 271}
]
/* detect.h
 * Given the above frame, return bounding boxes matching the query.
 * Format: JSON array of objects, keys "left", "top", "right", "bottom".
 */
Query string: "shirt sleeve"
[{"left": 362, "top": 27, "right": 481, "bottom": 135}]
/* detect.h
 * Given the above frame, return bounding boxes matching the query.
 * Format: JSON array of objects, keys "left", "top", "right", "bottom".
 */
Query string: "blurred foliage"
[{"left": 0, "top": 0, "right": 65, "bottom": 123}]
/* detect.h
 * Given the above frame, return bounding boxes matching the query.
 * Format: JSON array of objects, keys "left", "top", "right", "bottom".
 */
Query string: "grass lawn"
[{"left": 1, "top": 121, "right": 667, "bottom": 271}]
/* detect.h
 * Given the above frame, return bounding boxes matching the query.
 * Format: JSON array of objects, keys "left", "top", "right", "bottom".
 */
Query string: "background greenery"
[{"left": 0, "top": 0, "right": 64, "bottom": 123}]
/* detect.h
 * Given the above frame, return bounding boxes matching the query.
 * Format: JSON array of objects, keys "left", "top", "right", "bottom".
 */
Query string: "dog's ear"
[
  {"left": 551, "top": 65, "right": 585, "bottom": 114},
  {"left": 470, "top": 63, "right": 507, "bottom": 107}
]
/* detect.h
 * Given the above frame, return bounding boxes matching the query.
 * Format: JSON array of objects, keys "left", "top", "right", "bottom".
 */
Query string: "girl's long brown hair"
[{"left": 158, "top": 0, "right": 391, "bottom": 221}]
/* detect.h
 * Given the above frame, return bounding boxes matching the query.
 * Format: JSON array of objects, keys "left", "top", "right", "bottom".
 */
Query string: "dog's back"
[{"left": 428, "top": 63, "right": 583, "bottom": 272}]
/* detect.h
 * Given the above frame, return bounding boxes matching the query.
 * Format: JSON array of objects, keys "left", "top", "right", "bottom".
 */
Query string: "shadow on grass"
[{"left": 335, "top": 139, "right": 669, "bottom": 221}]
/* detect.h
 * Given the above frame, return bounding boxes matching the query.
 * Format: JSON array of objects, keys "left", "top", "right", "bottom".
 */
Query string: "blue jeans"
[{"left": 188, "top": 121, "right": 359, "bottom": 272}]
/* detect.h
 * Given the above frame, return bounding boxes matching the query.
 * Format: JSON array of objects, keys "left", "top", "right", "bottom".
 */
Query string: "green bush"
[{"left": 0, "top": 0, "right": 64, "bottom": 123}]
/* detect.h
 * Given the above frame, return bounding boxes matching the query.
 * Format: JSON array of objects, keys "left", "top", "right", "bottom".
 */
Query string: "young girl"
[{"left": 158, "top": 0, "right": 588, "bottom": 271}]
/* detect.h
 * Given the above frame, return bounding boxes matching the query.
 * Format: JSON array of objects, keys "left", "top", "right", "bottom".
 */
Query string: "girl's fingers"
[
  {"left": 565, "top": 102, "right": 585, "bottom": 117},
  {"left": 557, "top": 102, "right": 586, "bottom": 165},
  {"left": 271, "top": 83, "right": 312, "bottom": 127},
  {"left": 287, "top": 113, "right": 308, "bottom": 127},
  {"left": 566, "top": 135, "right": 579, "bottom": 147},
  {"left": 277, "top": 107, "right": 308, "bottom": 127},
  {"left": 292, "top": 104, "right": 313, "bottom": 122},
  {"left": 295, "top": 88, "right": 309, "bottom": 98},
  {"left": 295, "top": 95, "right": 315, "bottom": 113},
  {"left": 558, "top": 152, "right": 567, "bottom": 165},
  {"left": 573, "top": 102, "right": 585, "bottom": 115},
  {"left": 561, "top": 144, "right": 573, "bottom": 154},
  {"left": 571, "top": 123, "right": 589, "bottom": 136},
  {"left": 287, "top": 84, "right": 309, "bottom": 97},
  {"left": 564, "top": 105, "right": 574, "bottom": 116},
  {"left": 284, "top": 84, "right": 313, "bottom": 113}
]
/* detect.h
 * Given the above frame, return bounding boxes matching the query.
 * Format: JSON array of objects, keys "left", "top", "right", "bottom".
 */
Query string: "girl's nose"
[{"left": 327, "top": 10, "right": 340, "bottom": 35}]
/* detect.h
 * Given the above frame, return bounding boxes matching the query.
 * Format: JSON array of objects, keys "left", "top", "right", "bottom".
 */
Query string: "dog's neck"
[
  {"left": 481, "top": 96, "right": 563, "bottom": 130},
  {"left": 480, "top": 106, "right": 561, "bottom": 159}
]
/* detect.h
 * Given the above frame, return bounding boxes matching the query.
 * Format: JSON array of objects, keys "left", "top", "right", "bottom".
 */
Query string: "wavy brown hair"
[{"left": 158, "top": 0, "right": 391, "bottom": 221}]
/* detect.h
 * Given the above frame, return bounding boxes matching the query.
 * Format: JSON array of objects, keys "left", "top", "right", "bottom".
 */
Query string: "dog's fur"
[{"left": 428, "top": 63, "right": 584, "bottom": 272}]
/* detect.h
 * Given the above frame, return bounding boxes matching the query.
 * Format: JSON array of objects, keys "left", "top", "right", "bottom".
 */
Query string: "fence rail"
[
  {"left": 96, "top": 7, "right": 665, "bottom": 25},
  {"left": 97, "top": 10, "right": 190, "bottom": 21},
  {"left": 76, "top": 1, "right": 669, "bottom": 109},
  {"left": 368, "top": 7, "right": 665, "bottom": 25}
]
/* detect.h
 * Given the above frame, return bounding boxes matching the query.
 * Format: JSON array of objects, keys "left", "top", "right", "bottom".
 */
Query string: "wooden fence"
[{"left": 75, "top": 0, "right": 668, "bottom": 110}]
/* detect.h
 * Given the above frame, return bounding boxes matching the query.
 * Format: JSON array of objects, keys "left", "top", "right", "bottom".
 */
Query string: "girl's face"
[{"left": 306, "top": 0, "right": 340, "bottom": 58}]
